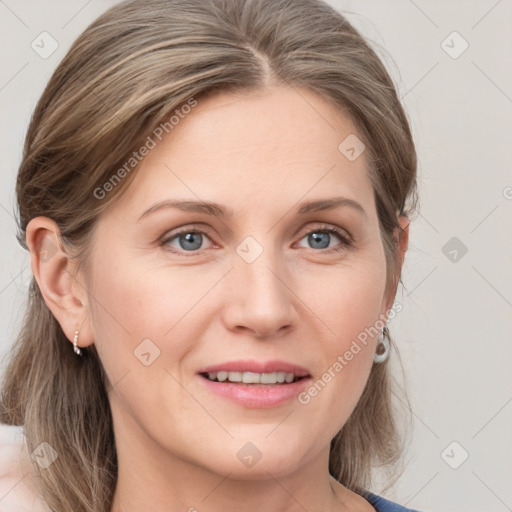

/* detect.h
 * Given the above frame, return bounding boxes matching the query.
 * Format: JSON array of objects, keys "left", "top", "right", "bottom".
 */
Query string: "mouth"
[
  {"left": 195, "top": 360, "right": 312, "bottom": 407},
  {"left": 199, "top": 371, "right": 309, "bottom": 386}
]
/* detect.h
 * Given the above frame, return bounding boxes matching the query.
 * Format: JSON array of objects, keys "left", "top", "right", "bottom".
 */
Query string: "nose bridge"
[
  {"left": 226, "top": 234, "right": 295, "bottom": 334},
  {"left": 235, "top": 234, "right": 286, "bottom": 299}
]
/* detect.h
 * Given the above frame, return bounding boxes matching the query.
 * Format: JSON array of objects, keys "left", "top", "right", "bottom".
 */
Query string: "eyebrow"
[{"left": 137, "top": 196, "right": 368, "bottom": 222}]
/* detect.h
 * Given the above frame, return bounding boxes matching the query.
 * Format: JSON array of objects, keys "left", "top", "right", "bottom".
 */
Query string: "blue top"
[{"left": 364, "top": 492, "right": 422, "bottom": 511}]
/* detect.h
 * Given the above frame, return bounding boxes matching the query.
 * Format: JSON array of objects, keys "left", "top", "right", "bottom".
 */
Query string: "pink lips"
[
  {"left": 196, "top": 359, "right": 312, "bottom": 408},
  {"left": 197, "top": 359, "right": 310, "bottom": 377}
]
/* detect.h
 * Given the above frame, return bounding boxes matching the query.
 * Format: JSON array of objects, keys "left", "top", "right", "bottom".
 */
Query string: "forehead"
[{"left": 107, "top": 85, "right": 375, "bottom": 220}]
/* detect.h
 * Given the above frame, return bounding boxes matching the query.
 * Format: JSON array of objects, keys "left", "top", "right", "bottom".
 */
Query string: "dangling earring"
[
  {"left": 73, "top": 330, "right": 82, "bottom": 356},
  {"left": 373, "top": 325, "right": 390, "bottom": 363}
]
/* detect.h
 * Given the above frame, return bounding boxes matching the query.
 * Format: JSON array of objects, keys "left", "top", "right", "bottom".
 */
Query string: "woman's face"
[{"left": 84, "top": 85, "right": 396, "bottom": 478}]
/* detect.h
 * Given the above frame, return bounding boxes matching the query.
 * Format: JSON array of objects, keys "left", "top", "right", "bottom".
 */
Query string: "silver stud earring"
[
  {"left": 373, "top": 325, "right": 390, "bottom": 363},
  {"left": 73, "top": 330, "right": 82, "bottom": 356}
]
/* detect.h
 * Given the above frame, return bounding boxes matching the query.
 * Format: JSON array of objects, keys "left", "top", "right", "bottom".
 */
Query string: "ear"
[
  {"left": 395, "top": 214, "right": 410, "bottom": 268},
  {"left": 382, "top": 214, "right": 410, "bottom": 317},
  {"left": 25, "top": 216, "right": 94, "bottom": 352}
]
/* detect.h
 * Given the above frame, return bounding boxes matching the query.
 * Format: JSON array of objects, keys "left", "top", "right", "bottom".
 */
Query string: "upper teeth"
[{"left": 207, "top": 371, "right": 297, "bottom": 384}]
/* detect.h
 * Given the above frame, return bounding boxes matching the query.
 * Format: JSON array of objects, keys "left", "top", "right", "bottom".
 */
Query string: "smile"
[{"left": 201, "top": 371, "right": 305, "bottom": 385}]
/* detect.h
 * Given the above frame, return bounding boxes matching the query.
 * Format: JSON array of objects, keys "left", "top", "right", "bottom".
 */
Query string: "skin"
[
  {"left": 26, "top": 85, "right": 409, "bottom": 512},
  {"left": 0, "top": 424, "right": 50, "bottom": 511}
]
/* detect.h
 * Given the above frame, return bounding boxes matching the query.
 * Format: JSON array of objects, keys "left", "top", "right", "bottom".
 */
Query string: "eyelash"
[{"left": 160, "top": 223, "right": 352, "bottom": 257}]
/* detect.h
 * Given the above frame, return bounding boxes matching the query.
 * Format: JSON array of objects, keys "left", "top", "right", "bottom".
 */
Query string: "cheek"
[
  {"left": 302, "top": 251, "right": 387, "bottom": 348},
  {"left": 295, "top": 254, "right": 387, "bottom": 428},
  {"left": 85, "top": 257, "right": 217, "bottom": 436},
  {"left": 86, "top": 252, "right": 226, "bottom": 374}
]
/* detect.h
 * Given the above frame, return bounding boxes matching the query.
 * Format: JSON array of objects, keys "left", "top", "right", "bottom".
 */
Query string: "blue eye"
[
  {"left": 307, "top": 231, "right": 332, "bottom": 249},
  {"left": 298, "top": 227, "right": 351, "bottom": 252},
  {"left": 161, "top": 224, "right": 351, "bottom": 256},
  {"left": 162, "top": 229, "right": 212, "bottom": 253}
]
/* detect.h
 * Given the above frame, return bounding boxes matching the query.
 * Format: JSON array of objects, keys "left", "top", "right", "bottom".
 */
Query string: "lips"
[
  {"left": 196, "top": 359, "right": 311, "bottom": 377},
  {"left": 196, "top": 360, "right": 312, "bottom": 408}
]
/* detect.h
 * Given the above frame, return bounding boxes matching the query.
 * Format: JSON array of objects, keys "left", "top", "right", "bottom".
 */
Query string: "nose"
[{"left": 221, "top": 244, "right": 297, "bottom": 339}]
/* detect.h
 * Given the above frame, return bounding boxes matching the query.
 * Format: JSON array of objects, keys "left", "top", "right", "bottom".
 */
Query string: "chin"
[{"left": 190, "top": 440, "right": 304, "bottom": 480}]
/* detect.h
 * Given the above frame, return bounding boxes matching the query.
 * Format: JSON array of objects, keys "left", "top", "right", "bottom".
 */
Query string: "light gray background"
[{"left": 1, "top": 1, "right": 511, "bottom": 511}]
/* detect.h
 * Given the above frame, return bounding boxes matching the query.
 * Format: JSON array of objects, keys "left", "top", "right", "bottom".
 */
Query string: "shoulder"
[
  {"left": 0, "top": 423, "right": 29, "bottom": 482},
  {"left": 364, "top": 492, "right": 424, "bottom": 512},
  {"left": 0, "top": 423, "right": 51, "bottom": 512}
]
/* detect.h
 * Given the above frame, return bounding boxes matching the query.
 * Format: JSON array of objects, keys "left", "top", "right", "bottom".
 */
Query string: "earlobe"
[{"left": 25, "top": 216, "right": 94, "bottom": 350}]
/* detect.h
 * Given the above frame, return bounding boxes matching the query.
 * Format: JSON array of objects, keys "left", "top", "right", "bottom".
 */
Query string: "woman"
[{"left": 0, "top": 0, "right": 421, "bottom": 510}]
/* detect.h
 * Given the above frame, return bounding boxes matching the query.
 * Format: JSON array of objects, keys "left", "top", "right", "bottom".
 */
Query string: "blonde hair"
[{"left": 0, "top": 0, "right": 418, "bottom": 510}]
